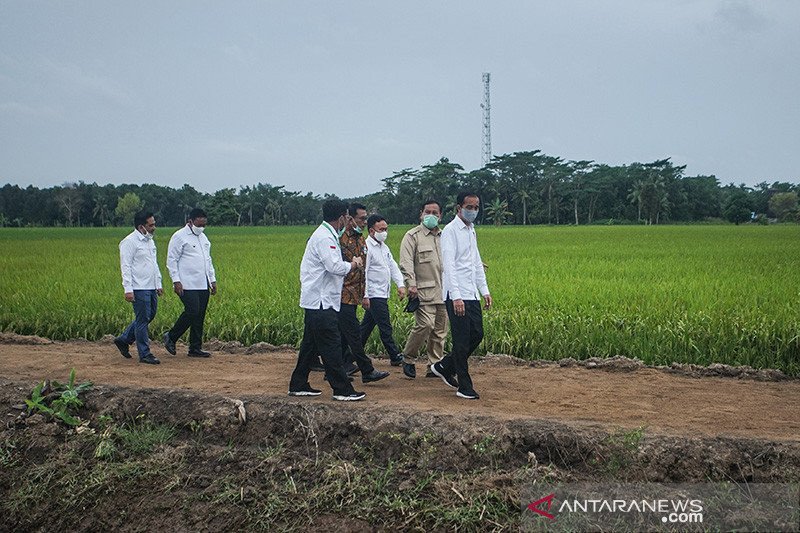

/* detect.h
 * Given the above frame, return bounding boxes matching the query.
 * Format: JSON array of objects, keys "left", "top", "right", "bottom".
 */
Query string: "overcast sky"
[{"left": 1, "top": 1, "right": 798, "bottom": 197}]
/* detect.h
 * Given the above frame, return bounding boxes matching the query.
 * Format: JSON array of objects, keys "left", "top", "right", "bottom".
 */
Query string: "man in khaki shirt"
[{"left": 398, "top": 199, "right": 448, "bottom": 379}]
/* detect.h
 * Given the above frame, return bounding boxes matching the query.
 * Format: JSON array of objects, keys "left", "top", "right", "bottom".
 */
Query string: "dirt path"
[{"left": 1, "top": 339, "right": 798, "bottom": 442}]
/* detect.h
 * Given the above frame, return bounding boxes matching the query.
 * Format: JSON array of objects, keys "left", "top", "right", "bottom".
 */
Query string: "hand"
[
  {"left": 483, "top": 294, "right": 493, "bottom": 309},
  {"left": 173, "top": 282, "right": 184, "bottom": 296},
  {"left": 210, "top": 282, "right": 217, "bottom": 296},
  {"left": 453, "top": 298, "right": 465, "bottom": 317},
  {"left": 362, "top": 297, "right": 370, "bottom": 310},
  {"left": 124, "top": 292, "right": 134, "bottom": 302},
  {"left": 156, "top": 288, "right": 164, "bottom": 297},
  {"left": 408, "top": 286, "right": 418, "bottom": 299},
  {"left": 351, "top": 257, "right": 363, "bottom": 269},
  {"left": 397, "top": 287, "right": 406, "bottom": 300}
]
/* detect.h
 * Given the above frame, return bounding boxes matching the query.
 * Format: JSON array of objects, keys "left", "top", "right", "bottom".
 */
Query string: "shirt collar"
[
  {"left": 134, "top": 229, "right": 149, "bottom": 241},
  {"left": 453, "top": 214, "right": 470, "bottom": 230},
  {"left": 368, "top": 235, "right": 382, "bottom": 246}
]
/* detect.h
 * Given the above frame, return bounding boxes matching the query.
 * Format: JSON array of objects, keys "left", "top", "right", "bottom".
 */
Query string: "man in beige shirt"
[{"left": 398, "top": 199, "right": 448, "bottom": 379}]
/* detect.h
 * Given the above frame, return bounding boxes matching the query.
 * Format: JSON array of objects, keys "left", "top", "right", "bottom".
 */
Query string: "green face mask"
[
  {"left": 422, "top": 214, "right": 439, "bottom": 229},
  {"left": 353, "top": 225, "right": 363, "bottom": 234}
]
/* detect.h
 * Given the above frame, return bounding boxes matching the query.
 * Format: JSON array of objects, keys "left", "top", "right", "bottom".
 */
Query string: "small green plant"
[{"left": 25, "top": 369, "right": 93, "bottom": 426}]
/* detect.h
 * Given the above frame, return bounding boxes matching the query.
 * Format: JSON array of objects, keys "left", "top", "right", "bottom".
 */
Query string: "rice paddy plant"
[{"left": 1, "top": 225, "right": 798, "bottom": 374}]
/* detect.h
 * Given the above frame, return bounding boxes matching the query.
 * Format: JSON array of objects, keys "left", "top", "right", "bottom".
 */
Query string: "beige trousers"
[{"left": 403, "top": 303, "right": 448, "bottom": 365}]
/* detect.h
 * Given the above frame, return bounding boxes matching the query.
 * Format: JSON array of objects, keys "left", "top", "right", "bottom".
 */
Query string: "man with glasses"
[{"left": 337, "top": 203, "right": 391, "bottom": 384}]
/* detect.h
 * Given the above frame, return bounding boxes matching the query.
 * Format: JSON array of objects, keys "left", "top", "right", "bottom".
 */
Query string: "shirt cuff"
[{"left": 480, "top": 286, "right": 490, "bottom": 297}]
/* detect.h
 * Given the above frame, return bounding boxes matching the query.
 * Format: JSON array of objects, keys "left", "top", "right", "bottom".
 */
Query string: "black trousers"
[
  {"left": 290, "top": 308, "right": 354, "bottom": 395},
  {"left": 439, "top": 298, "right": 484, "bottom": 393},
  {"left": 360, "top": 297, "right": 401, "bottom": 358},
  {"left": 339, "top": 303, "right": 375, "bottom": 374},
  {"left": 168, "top": 289, "right": 210, "bottom": 351}
]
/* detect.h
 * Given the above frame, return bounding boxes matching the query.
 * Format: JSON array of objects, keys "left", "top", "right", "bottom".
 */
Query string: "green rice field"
[{"left": 1, "top": 225, "right": 798, "bottom": 375}]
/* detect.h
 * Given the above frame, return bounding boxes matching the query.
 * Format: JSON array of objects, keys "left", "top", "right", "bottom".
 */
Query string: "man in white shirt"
[
  {"left": 163, "top": 208, "right": 217, "bottom": 358},
  {"left": 360, "top": 214, "right": 406, "bottom": 365},
  {"left": 289, "top": 199, "right": 366, "bottom": 401},
  {"left": 114, "top": 211, "right": 163, "bottom": 365},
  {"left": 430, "top": 192, "right": 492, "bottom": 400}
]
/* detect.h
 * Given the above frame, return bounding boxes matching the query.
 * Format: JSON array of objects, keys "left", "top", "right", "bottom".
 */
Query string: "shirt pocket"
[{"left": 418, "top": 245, "right": 434, "bottom": 263}]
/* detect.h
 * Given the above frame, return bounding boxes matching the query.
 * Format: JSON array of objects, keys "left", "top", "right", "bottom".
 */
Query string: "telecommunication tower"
[{"left": 481, "top": 72, "right": 492, "bottom": 166}]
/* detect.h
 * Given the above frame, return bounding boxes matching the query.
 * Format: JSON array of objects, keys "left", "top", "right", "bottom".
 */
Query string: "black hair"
[
  {"left": 420, "top": 199, "right": 443, "bottom": 213},
  {"left": 348, "top": 202, "right": 367, "bottom": 217},
  {"left": 322, "top": 199, "right": 349, "bottom": 222},
  {"left": 366, "top": 214, "right": 386, "bottom": 229},
  {"left": 456, "top": 191, "right": 480, "bottom": 206},
  {"left": 188, "top": 208, "right": 207, "bottom": 221},
  {"left": 134, "top": 211, "right": 154, "bottom": 229}
]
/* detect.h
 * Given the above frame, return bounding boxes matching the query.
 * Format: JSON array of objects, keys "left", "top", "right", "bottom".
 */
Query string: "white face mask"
[
  {"left": 374, "top": 230, "right": 388, "bottom": 243},
  {"left": 191, "top": 225, "right": 205, "bottom": 235},
  {"left": 143, "top": 232, "right": 154, "bottom": 241}
]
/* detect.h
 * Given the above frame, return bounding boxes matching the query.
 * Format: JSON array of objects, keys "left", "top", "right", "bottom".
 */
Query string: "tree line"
[{"left": 1, "top": 150, "right": 798, "bottom": 227}]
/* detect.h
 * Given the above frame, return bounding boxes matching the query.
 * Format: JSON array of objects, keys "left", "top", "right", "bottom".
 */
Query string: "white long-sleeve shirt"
[
  {"left": 440, "top": 215, "right": 489, "bottom": 301},
  {"left": 119, "top": 230, "right": 162, "bottom": 293},
  {"left": 167, "top": 225, "right": 216, "bottom": 290},
  {"left": 364, "top": 235, "right": 404, "bottom": 299},
  {"left": 299, "top": 222, "right": 353, "bottom": 311}
]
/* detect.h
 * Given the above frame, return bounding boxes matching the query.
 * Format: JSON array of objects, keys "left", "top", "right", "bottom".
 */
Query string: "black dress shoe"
[
  {"left": 163, "top": 332, "right": 176, "bottom": 355},
  {"left": 114, "top": 337, "right": 131, "bottom": 359},
  {"left": 362, "top": 370, "right": 390, "bottom": 383},
  {"left": 187, "top": 349, "right": 211, "bottom": 358},
  {"left": 402, "top": 362, "right": 416, "bottom": 379},
  {"left": 389, "top": 354, "right": 404, "bottom": 366},
  {"left": 139, "top": 354, "right": 161, "bottom": 365}
]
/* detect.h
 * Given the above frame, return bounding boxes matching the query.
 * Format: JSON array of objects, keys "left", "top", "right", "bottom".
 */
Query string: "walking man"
[
  {"left": 289, "top": 199, "right": 366, "bottom": 401},
  {"left": 398, "top": 200, "right": 447, "bottom": 379},
  {"left": 114, "top": 211, "right": 163, "bottom": 365},
  {"left": 163, "top": 208, "right": 217, "bottom": 358},
  {"left": 431, "top": 192, "right": 492, "bottom": 400},
  {"left": 360, "top": 214, "right": 406, "bottom": 366},
  {"left": 338, "top": 203, "right": 391, "bottom": 384}
]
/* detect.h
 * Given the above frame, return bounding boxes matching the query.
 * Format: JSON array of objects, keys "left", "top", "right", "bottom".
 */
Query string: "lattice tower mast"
[{"left": 481, "top": 72, "right": 492, "bottom": 166}]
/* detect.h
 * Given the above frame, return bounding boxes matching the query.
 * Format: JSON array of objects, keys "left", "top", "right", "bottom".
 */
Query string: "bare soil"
[{"left": 0, "top": 336, "right": 798, "bottom": 442}]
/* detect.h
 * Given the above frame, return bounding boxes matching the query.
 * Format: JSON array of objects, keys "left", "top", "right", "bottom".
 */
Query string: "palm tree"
[
  {"left": 628, "top": 180, "right": 644, "bottom": 222},
  {"left": 484, "top": 198, "right": 513, "bottom": 226}
]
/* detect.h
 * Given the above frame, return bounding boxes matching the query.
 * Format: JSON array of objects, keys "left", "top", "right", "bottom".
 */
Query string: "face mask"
[
  {"left": 422, "top": 214, "right": 439, "bottom": 229},
  {"left": 144, "top": 231, "right": 154, "bottom": 241},
  {"left": 353, "top": 225, "right": 363, "bottom": 234},
  {"left": 192, "top": 225, "right": 205, "bottom": 235},
  {"left": 374, "top": 231, "right": 388, "bottom": 243},
  {"left": 461, "top": 209, "right": 478, "bottom": 224}
]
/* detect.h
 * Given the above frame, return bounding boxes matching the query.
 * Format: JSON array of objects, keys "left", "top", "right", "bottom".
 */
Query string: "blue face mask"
[
  {"left": 462, "top": 208, "right": 478, "bottom": 223},
  {"left": 338, "top": 225, "right": 346, "bottom": 238},
  {"left": 354, "top": 225, "right": 363, "bottom": 234}
]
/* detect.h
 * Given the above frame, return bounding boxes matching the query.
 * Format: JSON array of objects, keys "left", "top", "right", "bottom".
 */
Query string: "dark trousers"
[
  {"left": 167, "top": 289, "right": 210, "bottom": 351},
  {"left": 360, "top": 297, "right": 401, "bottom": 358},
  {"left": 120, "top": 290, "right": 158, "bottom": 357},
  {"left": 290, "top": 308, "right": 354, "bottom": 395},
  {"left": 339, "top": 303, "right": 375, "bottom": 374},
  {"left": 439, "top": 298, "right": 484, "bottom": 393}
]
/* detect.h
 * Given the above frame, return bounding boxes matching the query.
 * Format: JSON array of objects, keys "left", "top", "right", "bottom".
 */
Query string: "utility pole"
[{"left": 481, "top": 72, "right": 492, "bottom": 167}]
